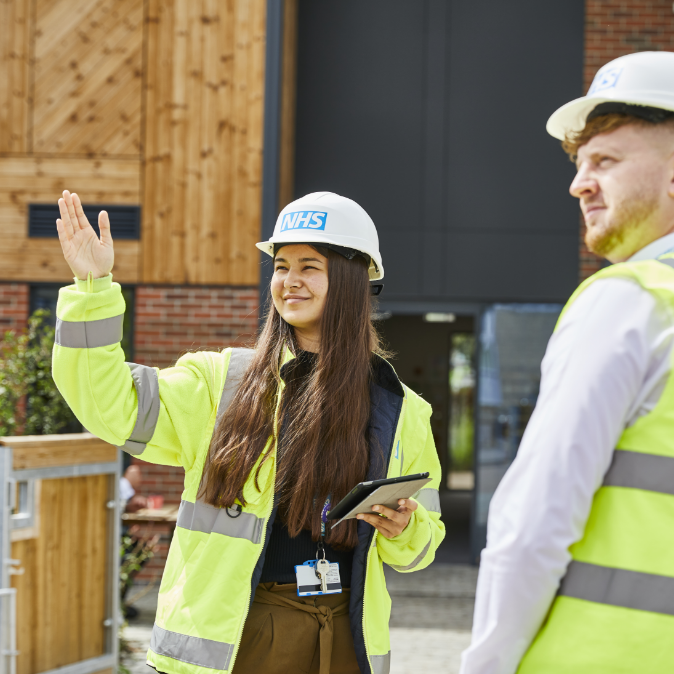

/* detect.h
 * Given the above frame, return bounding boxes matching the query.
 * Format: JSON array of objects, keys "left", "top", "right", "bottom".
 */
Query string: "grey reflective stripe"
[
  {"left": 150, "top": 623, "right": 234, "bottom": 670},
  {"left": 603, "top": 449, "right": 674, "bottom": 496},
  {"left": 217, "top": 348, "right": 255, "bottom": 421},
  {"left": 559, "top": 560, "right": 674, "bottom": 617},
  {"left": 413, "top": 488, "right": 441, "bottom": 514},
  {"left": 371, "top": 651, "right": 391, "bottom": 674},
  {"left": 177, "top": 499, "right": 265, "bottom": 544},
  {"left": 389, "top": 528, "right": 432, "bottom": 572},
  {"left": 118, "top": 363, "right": 160, "bottom": 456},
  {"left": 55, "top": 314, "right": 123, "bottom": 348},
  {"left": 658, "top": 256, "right": 674, "bottom": 270}
]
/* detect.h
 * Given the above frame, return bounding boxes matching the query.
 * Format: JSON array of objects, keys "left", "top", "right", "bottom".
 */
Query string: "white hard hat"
[
  {"left": 547, "top": 51, "right": 674, "bottom": 140},
  {"left": 256, "top": 192, "right": 384, "bottom": 281}
]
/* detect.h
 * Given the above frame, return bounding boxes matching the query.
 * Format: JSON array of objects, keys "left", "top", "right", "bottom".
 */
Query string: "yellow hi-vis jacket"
[
  {"left": 519, "top": 255, "right": 674, "bottom": 673},
  {"left": 52, "top": 275, "right": 446, "bottom": 674}
]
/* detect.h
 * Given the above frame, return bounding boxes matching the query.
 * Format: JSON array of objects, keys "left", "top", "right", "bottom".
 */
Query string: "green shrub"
[{"left": 0, "top": 309, "right": 78, "bottom": 436}]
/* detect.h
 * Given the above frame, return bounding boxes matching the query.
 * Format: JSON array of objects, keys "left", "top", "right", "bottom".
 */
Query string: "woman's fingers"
[
  {"left": 63, "top": 190, "right": 80, "bottom": 230},
  {"left": 55, "top": 218, "right": 73, "bottom": 257},
  {"left": 71, "top": 193, "right": 91, "bottom": 232},
  {"left": 398, "top": 498, "right": 418, "bottom": 512},
  {"left": 98, "top": 210, "right": 113, "bottom": 246},
  {"left": 58, "top": 197, "right": 75, "bottom": 239},
  {"left": 357, "top": 512, "right": 398, "bottom": 538},
  {"left": 371, "top": 504, "right": 406, "bottom": 524}
]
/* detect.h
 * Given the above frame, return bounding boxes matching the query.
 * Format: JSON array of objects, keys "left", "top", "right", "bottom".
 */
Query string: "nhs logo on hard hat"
[{"left": 280, "top": 211, "right": 327, "bottom": 232}]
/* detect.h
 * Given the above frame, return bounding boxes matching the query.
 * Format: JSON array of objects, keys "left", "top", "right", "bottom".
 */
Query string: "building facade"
[{"left": 1, "top": 0, "right": 672, "bottom": 569}]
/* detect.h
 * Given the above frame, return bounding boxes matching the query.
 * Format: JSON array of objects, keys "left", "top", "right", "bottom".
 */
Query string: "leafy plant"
[
  {"left": 120, "top": 532, "right": 159, "bottom": 601},
  {"left": 0, "top": 309, "right": 78, "bottom": 436}
]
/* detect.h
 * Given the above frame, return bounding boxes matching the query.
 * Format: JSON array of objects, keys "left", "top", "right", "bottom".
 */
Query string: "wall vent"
[{"left": 28, "top": 204, "right": 140, "bottom": 240}]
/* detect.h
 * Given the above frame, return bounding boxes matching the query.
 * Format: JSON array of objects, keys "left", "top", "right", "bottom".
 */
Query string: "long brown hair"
[{"left": 201, "top": 247, "right": 387, "bottom": 549}]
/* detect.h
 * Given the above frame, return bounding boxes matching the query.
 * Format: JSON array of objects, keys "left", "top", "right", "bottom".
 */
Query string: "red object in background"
[{"left": 146, "top": 495, "right": 164, "bottom": 510}]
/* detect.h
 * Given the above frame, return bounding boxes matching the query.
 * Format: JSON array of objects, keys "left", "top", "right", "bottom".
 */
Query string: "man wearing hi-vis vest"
[{"left": 460, "top": 51, "right": 674, "bottom": 674}]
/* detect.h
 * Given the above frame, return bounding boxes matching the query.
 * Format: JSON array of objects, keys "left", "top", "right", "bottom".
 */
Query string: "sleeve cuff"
[{"left": 74, "top": 273, "right": 113, "bottom": 293}]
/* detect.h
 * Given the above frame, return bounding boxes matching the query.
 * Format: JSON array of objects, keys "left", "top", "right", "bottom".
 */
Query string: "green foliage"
[
  {"left": 0, "top": 309, "right": 78, "bottom": 436},
  {"left": 119, "top": 532, "right": 158, "bottom": 598}
]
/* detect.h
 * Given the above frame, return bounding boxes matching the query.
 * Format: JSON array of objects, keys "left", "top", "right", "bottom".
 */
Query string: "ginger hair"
[{"left": 562, "top": 113, "right": 674, "bottom": 161}]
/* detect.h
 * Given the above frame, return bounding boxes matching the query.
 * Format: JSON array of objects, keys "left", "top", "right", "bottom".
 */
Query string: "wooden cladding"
[
  {"left": 143, "top": 0, "right": 266, "bottom": 285},
  {"left": 1, "top": 433, "right": 117, "bottom": 674},
  {"left": 33, "top": 0, "right": 144, "bottom": 157},
  {"left": 0, "top": 157, "right": 141, "bottom": 283},
  {"left": 0, "top": 0, "right": 282, "bottom": 286}
]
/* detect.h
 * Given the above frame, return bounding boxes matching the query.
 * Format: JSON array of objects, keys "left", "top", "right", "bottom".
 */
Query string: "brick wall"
[
  {"left": 0, "top": 283, "right": 29, "bottom": 332},
  {"left": 580, "top": 0, "right": 674, "bottom": 281},
  {"left": 128, "top": 284, "right": 259, "bottom": 582},
  {"left": 134, "top": 285, "right": 260, "bottom": 368}
]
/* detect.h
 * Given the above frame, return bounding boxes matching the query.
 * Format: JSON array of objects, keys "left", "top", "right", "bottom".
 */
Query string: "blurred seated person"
[{"left": 120, "top": 464, "right": 148, "bottom": 513}]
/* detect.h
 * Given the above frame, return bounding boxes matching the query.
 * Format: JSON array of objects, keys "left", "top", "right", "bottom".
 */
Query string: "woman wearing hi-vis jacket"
[{"left": 52, "top": 189, "right": 445, "bottom": 674}]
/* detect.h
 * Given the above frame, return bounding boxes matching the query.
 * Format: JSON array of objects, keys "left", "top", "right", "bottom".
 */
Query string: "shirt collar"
[{"left": 627, "top": 232, "right": 674, "bottom": 262}]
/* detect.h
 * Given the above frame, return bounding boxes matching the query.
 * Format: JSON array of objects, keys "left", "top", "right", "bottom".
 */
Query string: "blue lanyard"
[{"left": 316, "top": 496, "right": 331, "bottom": 559}]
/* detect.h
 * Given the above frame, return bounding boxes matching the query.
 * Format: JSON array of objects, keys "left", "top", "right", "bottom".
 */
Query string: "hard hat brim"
[
  {"left": 256, "top": 236, "right": 384, "bottom": 281},
  {"left": 547, "top": 93, "right": 674, "bottom": 140}
]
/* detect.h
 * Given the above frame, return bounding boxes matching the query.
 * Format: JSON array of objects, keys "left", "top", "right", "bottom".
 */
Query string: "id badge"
[{"left": 294, "top": 560, "right": 342, "bottom": 597}]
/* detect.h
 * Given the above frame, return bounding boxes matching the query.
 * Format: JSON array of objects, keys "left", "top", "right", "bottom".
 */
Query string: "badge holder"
[{"left": 295, "top": 497, "right": 342, "bottom": 597}]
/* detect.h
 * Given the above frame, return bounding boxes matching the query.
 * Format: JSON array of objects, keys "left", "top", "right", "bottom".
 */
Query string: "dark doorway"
[{"left": 376, "top": 313, "right": 475, "bottom": 563}]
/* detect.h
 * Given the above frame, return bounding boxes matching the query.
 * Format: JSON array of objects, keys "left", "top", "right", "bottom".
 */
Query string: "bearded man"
[{"left": 460, "top": 51, "right": 674, "bottom": 674}]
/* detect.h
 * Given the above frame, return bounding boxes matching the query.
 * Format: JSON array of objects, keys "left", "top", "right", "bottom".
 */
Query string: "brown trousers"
[{"left": 234, "top": 583, "right": 361, "bottom": 674}]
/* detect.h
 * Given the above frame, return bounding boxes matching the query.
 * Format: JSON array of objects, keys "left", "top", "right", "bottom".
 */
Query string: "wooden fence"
[{"left": 0, "top": 434, "right": 120, "bottom": 674}]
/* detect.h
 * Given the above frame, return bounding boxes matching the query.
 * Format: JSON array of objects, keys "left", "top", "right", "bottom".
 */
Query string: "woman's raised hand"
[{"left": 56, "top": 190, "right": 114, "bottom": 280}]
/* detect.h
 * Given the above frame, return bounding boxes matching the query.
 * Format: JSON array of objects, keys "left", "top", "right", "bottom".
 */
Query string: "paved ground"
[{"left": 121, "top": 562, "right": 477, "bottom": 674}]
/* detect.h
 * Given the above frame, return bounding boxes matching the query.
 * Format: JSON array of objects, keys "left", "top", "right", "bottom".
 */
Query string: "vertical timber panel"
[
  {"left": 278, "top": 0, "right": 298, "bottom": 210},
  {"left": 22, "top": 475, "right": 108, "bottom": 671},
  {"left": 0, "top": 0, "right": 32, "bottom": 153},
  {"left": 142, "top": 0, "right": 266, "bottom": 285}
]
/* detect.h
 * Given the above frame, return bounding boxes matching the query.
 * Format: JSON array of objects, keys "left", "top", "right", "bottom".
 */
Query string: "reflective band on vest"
[
  {"left": 559, "top": 560, "right": 674, "bottom": 617},
  {"left": 414, "top": 488, "right": 441, "bottom": 514},
  {"left": 370, "top": 651, "right": 391, "bottom": 674},
  {"left": 177, "top": 499, "right": 265, "bottom": 544},
  {"left": 216, "top": 348, "right": 255, "bottom": 421},
  {"left": 118, "top": 363, "right": 160, "bottom": 455},
  {"left": 389, "top": 525, "right": 433, "bottom": 572},
  {"left": 603, "top": 448, "right": 674, "bottom": 496},
  {"left": 150, "top": 624, "right": 234, "bottom": 670},
  {"left": 55, "top": 314, "right": 123, "bottom": 348}
]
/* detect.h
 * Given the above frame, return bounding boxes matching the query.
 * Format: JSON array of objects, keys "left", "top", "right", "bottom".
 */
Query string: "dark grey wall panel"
[{"left": 294, "top": 0, "right": 584, "bottom": 304}]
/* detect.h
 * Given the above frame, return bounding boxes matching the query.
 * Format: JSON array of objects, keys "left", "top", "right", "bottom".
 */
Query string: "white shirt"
[{"left": 460, "top": 232, "right": 674, "bottom": 674}]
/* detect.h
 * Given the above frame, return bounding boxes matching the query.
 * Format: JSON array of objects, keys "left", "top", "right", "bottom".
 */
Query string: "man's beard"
[{"left": 585, "top": 190, "right": 659, "bottom": 258}]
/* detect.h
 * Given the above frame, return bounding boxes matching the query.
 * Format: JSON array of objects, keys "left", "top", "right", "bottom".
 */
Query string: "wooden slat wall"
[
  {"left": 11, "top": 475, "right": 110, "bottom": 674},
  {"left": 0, "top": 0, "right": 280, "bottom": 286},
  {"left": 1, "top": 433, "right": 117, "bottom": 674},
  {"left": 279, "top": 0, "right": 298, "bottom": 211},
  {"left": 142, "top": 0, "right": 266, "bottom": 285},
  {"left": 0, "top": 0, "right": 31, "bottom": 153},
  {"left": 32, "top": 0, "right": 143, "bottom": 157},
  {"left": 0, "top": 156, "right": 141, "bottom": 282}
]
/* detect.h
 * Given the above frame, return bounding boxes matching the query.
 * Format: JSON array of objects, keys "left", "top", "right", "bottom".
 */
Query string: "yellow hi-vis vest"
[
  {"left": 519, "top": 255, "right": 674, "bottom": 674},
  {"left": 52, "top": 275, "right": 445, "bottom": 674}
]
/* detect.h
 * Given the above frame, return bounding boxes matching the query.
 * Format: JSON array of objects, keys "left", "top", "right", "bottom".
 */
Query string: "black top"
[{"left": 259, "top": 350, "right": 355, "bottom": 586}]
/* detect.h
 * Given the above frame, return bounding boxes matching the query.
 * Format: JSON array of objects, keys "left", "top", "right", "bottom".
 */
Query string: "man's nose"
[{"left": 569, "top": 166, "right": 598, "bottom": 199}]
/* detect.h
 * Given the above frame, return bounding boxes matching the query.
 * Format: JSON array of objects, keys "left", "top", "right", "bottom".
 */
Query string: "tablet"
[{"left": 327, "top": 472, "right": 432, "bottom": 528}]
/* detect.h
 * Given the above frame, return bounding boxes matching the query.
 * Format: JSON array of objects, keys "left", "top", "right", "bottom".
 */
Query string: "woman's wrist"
[{"left": 74, "top": 273, "right": 113, "bottom": 293}]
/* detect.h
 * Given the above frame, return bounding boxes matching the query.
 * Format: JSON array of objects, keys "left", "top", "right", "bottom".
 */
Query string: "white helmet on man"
[
  {"left": 256, "top": 192, "right": 384, "bottom": 281},
  {"left": 547, "top": 51, "right": 674, "bottom": 140}
]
